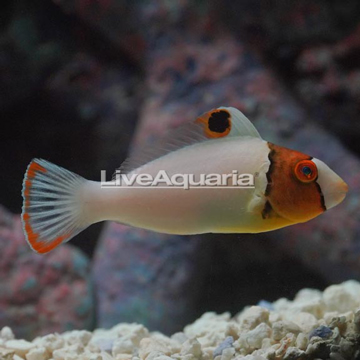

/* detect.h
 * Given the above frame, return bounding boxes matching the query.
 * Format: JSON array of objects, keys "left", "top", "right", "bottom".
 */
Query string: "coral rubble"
[
  {"left": 2, "top": 280, "right": 360, "bottom": 360},
  {"left": 0, "top": 206, "right": 94, "bottom": 339}
]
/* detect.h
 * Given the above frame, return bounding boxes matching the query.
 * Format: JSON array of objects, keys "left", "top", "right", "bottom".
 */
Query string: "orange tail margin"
[{"left": 21, "top": 159, "right": 87, "bottom": 254}]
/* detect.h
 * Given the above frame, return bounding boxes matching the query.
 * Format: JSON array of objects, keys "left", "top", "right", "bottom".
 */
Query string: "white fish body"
[
  {"left": 84, "top": 136, "right": 283, "bottom": 234},
  {"left": 21, "top": 107, "right": 348, "bottom": 253}
]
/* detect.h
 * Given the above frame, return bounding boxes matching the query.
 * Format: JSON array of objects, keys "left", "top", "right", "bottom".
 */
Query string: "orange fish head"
[{"left": 265, "top": 144, "right": 348, "bottom": 223}]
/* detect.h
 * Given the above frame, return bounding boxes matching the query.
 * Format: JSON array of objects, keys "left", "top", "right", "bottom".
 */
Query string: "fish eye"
[{"left": 294, "top": 160, "right": 318, "bottom": 183}]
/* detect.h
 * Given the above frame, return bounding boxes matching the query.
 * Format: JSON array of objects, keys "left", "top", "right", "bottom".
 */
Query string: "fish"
[{"left": 21, "top": 107, "right": 348, "bottom": 254}]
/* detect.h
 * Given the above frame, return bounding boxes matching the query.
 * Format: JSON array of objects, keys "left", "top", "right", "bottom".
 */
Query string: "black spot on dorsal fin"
[{"left": 208, "top": 110, "right": 230, "bottom": 133}]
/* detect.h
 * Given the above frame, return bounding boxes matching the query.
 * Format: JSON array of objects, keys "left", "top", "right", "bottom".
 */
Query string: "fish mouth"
[{"left": 323, "top": 180, "right": 348, "bottom": 210}]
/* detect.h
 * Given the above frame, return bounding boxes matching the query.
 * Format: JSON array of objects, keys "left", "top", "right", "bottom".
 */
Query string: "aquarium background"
[{"left": 1, "top": 0, "right": 360, "bottom": 340}]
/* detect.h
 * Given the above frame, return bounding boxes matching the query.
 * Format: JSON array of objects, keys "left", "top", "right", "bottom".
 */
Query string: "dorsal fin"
[
  {"left": 222, "top": 107, "right": 261, "bottom": 138},
  {"left": 114, "top": 106, "right": 261, "bottom": 175},
  {"left": 196, "top": 106, "right": 261, "bottom": 139},
  {"left": 114, "top": 121, "right": 208, "bottom": 176}
]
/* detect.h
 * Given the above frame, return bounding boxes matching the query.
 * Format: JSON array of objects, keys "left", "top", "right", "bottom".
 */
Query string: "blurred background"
[{"left": 1, "top": 0, "right": 360, "bottom": 340}]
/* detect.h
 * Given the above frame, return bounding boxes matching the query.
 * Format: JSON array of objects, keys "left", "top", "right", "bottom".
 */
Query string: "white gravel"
[{"left": 2, "top": 280, "right": 360, "bottom": 360}]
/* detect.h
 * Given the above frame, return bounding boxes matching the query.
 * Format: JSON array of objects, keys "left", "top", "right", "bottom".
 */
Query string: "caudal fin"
[{"left": 21, "top": 159, "right": 89, "bottom": 254}]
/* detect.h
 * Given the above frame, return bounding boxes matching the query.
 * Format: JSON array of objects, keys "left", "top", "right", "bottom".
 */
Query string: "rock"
[
  {"left": 286, "top": 312, "right": 318, "bottom": 334},
  {"left": 272, "top": 321, "right": 301, "bottom": 341},
  {"left": 283, "top": 346, "right": 306, "bottom": 360},
  {"left": 354, "top": 310, "right": 360, "bottom": 332},
  {"left": 25, "top": 346, "right": 47, "bottom": 360},
  {"left": 309, "top": 326, "right": 333, "bottom": 339},
  {"left": 328, "top": 316, "right": 348, "bottom": 335},
  {"left": 236, "top": 323, "right": 272, "bottom": 352},
  {"left": 291, "top": 293, "right": 325, "bottom": 319},
  {"left": 0, "top": 347, "right": 15, "bottom": 360},
  {"left": 217, "top": 0, "right": 360, "bottom": 154},
  {"left": 323, "top": 284, "right": 359, "bottom": 313},
  {"left": 91, "top": 338, "right": 112, "bottom": 353},
  {"left": 52, "top": 343, "right": 84, "bottom": 360},
  {"left": 294, "top": 289, "right": 322, "bottom": 303},
  {"left": 180, "top": 338, "right": 202, "bottom": 358},
  {"left": 184, "top": 313, "right": 232, "bottom": 348},
  {"left": 171, "top": 333, "right": 188, "bottom": 345},
  {"left": 93, "top": 224, "right": 206, "bottom": 334},
  {"left": 5, "top": 339, "right": 35, "bottom": 357},
  {"left": 2, "top": 280, "right": 360, "bottom": 360},
  {"left": 139, "top": 338, "right": 171, "bottom": 360},
  {"left": 112, "top": 336, "right": 136, "bottom": 356},
  {"left": 305, "top": 338, "right": 332, "bottom": 359},
  {"left": 0, "top": 327, "right": 15, "bottom": 341},
  {"left": 115, "top": 355, "right": 133, "bottom": 360},
  {"left": 62, "top": 330, "right": 92, "bottom": 346},
  {"left": 237, "top": 307, "right": 270, "bottom": 331},
  {"left": 275, "top": 333, "right": 296, "bottom": 358},
  {"left": 212, "top": 336, "right": 234, "bottom": 357},
  {"left": 342, "top": 280, "right": 360, "bottom": 301},
  {"left": 32, "top": 333, "right": 65, "bottom": 352},
  {"left": 295, "top": 333, "right": 308, "bottom": 350},
  {"left": 257, "top": 301, "right": 274, "bottom": 311},
  {"left": 0, "top": 205, "right": 94, "bottom": 339},
  {"left": 217, "top": 347, "right": 235, "bottom": 360}
]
